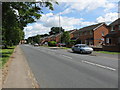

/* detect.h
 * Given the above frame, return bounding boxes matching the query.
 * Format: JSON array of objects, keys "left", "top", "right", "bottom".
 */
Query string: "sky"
[{"left": 24, "top": 0, "right": 119, "bottom": 39}]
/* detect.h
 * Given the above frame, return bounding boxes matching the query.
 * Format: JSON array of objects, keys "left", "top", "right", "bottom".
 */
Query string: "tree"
[
  {"left": 27, "top": 34, "right": 41, "bottom": 44},
  {"left": 61, "top": 31, "right": 70, "bottom": 45},
  {"left": 40, "top": 34, "right": 49, "bottom": 37},
  {"left": 33, "top": 35, "right": 41, "bottom": 44},
  {"left": 49, "top": 27, "right": 64, "bottom": 35},
  {"left": 2, "top": 1, "right": 58, "bottom": 48}
]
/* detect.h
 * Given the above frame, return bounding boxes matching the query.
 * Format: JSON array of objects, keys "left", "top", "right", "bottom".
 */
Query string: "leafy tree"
[
  {"left": 33, "top": 35, "right": 41, "bottom": 44},
  {"left": 49, "top": 27, "right": 64, "bottom": 35},
  {"left": 61, "top": 31, "right": 70, "bottom": 45},
  {"left": 40, "top": 34, "right": 49, "bottom": 37},
  {"left": 2, "top": 1, "right": 58, "bottom": 48},
  {"left": 27, "top": 35, "right": 41, "bottom": 44}
]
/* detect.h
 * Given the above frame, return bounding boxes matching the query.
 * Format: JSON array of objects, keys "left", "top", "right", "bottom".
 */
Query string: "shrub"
[
  {"left": 48, "top": 41, "right": 57, "bottom": 46},
  {"left": 66, "top": 40, "right": 76, "bottom": 48}
]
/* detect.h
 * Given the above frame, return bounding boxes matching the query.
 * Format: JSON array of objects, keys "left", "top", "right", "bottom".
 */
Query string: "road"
[{"left": 20, "top": 45, "right": 118, "bottom": 88}]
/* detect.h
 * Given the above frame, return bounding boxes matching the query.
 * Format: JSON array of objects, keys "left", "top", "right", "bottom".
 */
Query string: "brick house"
[
  {"left": 40, "top": 36, "right": 49, "bottom": 44},
  {"left": 67, "top": 29, "right": 77, "bottom": 40},
  {"left": 103, "top": 18, "right": 120, "bottom": 51},
  {"left": 73, "top": 23, "right": 109, "bottom": 46}
]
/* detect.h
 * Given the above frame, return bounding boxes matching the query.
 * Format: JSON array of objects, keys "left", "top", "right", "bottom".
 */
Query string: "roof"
[
  {"left": 77, "top": 23, "right": 105, "bottom": 32},
  {"left": 104, "top": 32, "right": 118, "bottom": 38},
  {"left": 109, "top": 18, "right": 120, "bottom": 26},
  {"left": 67, "top": 29, "right": 77, "bottom": 34}
]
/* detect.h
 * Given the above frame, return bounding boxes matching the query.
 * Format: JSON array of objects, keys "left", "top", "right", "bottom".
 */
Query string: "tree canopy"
[
  {"left": 49, "top": 27, "right": 64, "bottom": 35},
  {"left": 2, "top": 1, "right": 57, "bottom": 47},
  {"left": 61, "top": 31, "right": 70, "bottom": 44}
]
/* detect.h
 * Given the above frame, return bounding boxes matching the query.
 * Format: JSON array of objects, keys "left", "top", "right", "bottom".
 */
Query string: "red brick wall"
[
  {"left": 55, "top": 35, "right": 61, "bottom": 43},
  {"left": 94, "top": 24, "right": 109, "bottom": 46},
  {"left": 70, "top": 33, "right": 74, "bottom": 39},
  {"left": 103, "top": 45, "right": 120, "bottom": 52},
  {"left": 78, "top": 33, "right": 93, "bottom": 44}
]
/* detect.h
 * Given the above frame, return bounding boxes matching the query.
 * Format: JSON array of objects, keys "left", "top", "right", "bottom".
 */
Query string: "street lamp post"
[
  {"left": 52, "top": 13, "right": 62, "bottom": 43},
  {"left": 59, "top": 13, "right": 61, "bottom": 33},
  {"left": 58, "top": 13, "right": 62, "bottom": 43}
]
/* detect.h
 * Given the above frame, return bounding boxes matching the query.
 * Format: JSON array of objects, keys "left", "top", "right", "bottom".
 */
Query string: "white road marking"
[
  {"left": 82, "top": 60, "right": 116, "bottom": 71},
  {"left": 62, "top": 55, "right": 73, "bottom": 59},
  {"left": 26, "top": 46, "right": 117, "bottom": 71}
]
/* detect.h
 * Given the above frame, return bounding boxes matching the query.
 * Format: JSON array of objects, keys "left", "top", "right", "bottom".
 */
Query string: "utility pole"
[{"left": 59, "top": 13, "right": 61, "bottom": 43}]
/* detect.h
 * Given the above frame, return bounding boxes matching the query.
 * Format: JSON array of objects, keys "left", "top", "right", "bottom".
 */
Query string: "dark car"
[{"left": 56, "top": 43, "right": 66, "bottom": 47}]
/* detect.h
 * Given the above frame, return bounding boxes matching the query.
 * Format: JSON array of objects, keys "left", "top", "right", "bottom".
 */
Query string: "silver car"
[{"left": 72, "top": 44, "right": 93, "bottom": 54}]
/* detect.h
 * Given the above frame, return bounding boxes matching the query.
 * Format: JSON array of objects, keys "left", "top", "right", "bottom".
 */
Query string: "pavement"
[{"left": 2, "top": 46, "right": 39, "bottom": 88}]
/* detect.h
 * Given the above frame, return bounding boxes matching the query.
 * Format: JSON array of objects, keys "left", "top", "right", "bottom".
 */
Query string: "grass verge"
[
  {"left": 95, "top": 51, "right": 120, "bottom": 54},
  {"left": 0, "top": 46, "right": 16, "bottom": 68},
  {"left": 60, "top": 47, "right": 71, "bottom": 49}
]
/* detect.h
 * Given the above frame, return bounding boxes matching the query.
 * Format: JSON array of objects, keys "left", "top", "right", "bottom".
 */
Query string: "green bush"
[
  {"left": 68, "top": 40, "right": 76, "bottom": 45},
  {"left": 66, "top": 40, "right": 76, "bottom": 48},
  {"left": 48, "top": 41, "right": 57, "bottom": 46}
]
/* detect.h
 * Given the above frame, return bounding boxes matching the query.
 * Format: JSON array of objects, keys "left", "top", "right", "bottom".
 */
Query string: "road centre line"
[
  {"left": 62, "top": 55, "right": 73, "bottom": 59},
  {"left": 82, "top": 60, "right": 116, "bottom": 71},
  {"left": 28, "top": 46, "right": 117, "bottom": 72}
]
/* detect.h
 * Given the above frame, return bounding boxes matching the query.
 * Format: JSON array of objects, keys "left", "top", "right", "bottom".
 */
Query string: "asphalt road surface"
[{"left": 20, "top": 45, "right": 118, "bottom": 88}]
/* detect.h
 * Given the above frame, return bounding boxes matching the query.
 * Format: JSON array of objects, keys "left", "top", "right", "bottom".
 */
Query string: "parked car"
[
  {"left": 72, "top": 44, "right": 93, "bottom": 54},
  {"left": 56, "top": 43, "right": 66, "bottom": 47},
  {"left": 34, "top": 43, "right": 39, "bottom": 46}
]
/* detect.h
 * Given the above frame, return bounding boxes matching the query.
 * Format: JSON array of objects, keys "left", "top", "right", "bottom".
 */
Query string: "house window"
[
  {"left": 84, "top": 32, "right": 87, "bottom": 35},
  {"left": 79, "top": 32, "right": 82, "bottom": 36},
  {"left": 80, "top": 40, "right": 82, "bottom": 44},
  {"left": 106, "top": 38, "right": 109, "bottom": 43},
  {"left": 85, "top": 40, "right": 87, "bottom": 44},
  {"left": 102, "top": 31, "right": 104, "bottom": 36},
  {"left": 119, "top": 25, "right": 120, "bottom": 31},
  {"left": 118, "top": 37, "right": 120, "bottom": 43},
  {"left": 106, "top": 38, "right": 111, "bottom": 44},
  {"left": 90, "top": 31, "right": 93, "bottom": 35},
  {"left": 111, "top": 26, "right": 115, "bottom": 31}
]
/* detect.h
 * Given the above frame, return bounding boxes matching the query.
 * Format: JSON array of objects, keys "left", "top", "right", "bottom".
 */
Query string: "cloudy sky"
[{"left": 24, "top": 0, "right": 119, "bottom": 39}]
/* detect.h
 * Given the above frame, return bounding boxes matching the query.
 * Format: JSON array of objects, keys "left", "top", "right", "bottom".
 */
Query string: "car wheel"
[
  {"left": 88, "top": 52, "right": 92, "bottom": 54},
  {"left": 72, "top": 49, "right": 75, "bottom": 52}
]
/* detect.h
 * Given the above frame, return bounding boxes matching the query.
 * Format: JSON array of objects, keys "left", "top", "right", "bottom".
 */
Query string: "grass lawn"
[
  {"left": 95, "top": 51, "right": 120, "bottom": 54},
  {"left": 0, "top": 46, "right": 16, "bottom": 68},
  {"left": 60, "top": 47, "right": 71, "bottom": 49}
]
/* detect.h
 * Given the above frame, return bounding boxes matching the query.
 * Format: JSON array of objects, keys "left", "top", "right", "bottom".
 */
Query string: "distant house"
[
  {"left": 40, "top": 30, "right": 77, "bottom": 44},
  {"left": 103, "top": 18, "right": 120, "bottom": 51},
  {"left": 73, "top": 23, "right": 109, "bottom": 46},
  {"left": 67, "top": 29, "right": 77, "bottom": 40}
]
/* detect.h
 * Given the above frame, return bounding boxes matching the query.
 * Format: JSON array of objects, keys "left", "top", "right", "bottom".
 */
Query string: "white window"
[
  {"left": 102, "top": 31, "right": 104, "bottom": 36},
  {"left": 111, "top": 26, "right": 115, "bottom": 31},
  {"left": 119, "top": 25, "right": 120, "bottom": 31},
  {"left": 106, "top": 38, "right": 109, "bottom": 43},
  {"left": 90, "top": 31, "right": 93, "bottom": 35}
]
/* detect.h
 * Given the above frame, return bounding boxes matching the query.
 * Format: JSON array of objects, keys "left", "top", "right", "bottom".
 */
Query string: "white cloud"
[
  {"left": 59, "top": 0, "right": 116, "bottom": 15},
  {"left": 24, "top": 0, "right": 118, "bottom": 39},
  {"left": 24, "top": 13, "right": 92, "bottom": 38},
  {"left": 96, "top": 12, "right": 118, "bottom": 24},
  {"left": 38, "top": 13, "right": 83, "bottom": 28},
  {"left": 24, "top": 23, "right": 50, "bottom": 39}
]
